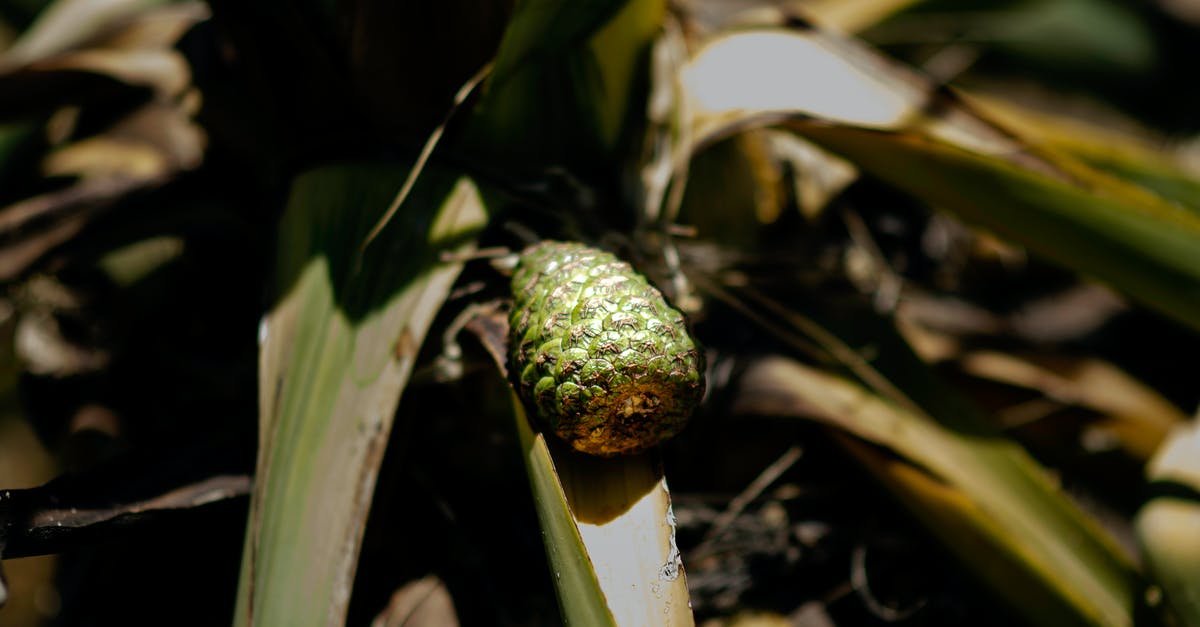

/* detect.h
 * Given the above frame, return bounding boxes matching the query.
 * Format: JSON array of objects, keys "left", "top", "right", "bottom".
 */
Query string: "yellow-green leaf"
[
  {"left": 678, "top": 26, "right": 1200, "bottom": 332},
  {"left": 235, "top": 164, "right": 485, "bottom": 626},
  {"left": 469, "top": 308, "right": 693, "bottom": 625}
]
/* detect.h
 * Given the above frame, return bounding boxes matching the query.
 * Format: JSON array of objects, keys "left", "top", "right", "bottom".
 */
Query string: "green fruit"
[{"left": 509, "top": 241, "right": 705, "bottom": 456}]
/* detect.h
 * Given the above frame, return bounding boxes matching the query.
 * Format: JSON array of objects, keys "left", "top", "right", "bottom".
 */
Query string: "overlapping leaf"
[
  {"left": 234, "top": 165, "right": 485, "bottom": 626},
  {"left": 677, "top": 23, "right": 1200, "bottom": 332},
  {"left": 735, "top": 352, "right": 1150, "bottom": 627},
  {"left": 467, "top": 308, "right": 693, "bottom": 626}
]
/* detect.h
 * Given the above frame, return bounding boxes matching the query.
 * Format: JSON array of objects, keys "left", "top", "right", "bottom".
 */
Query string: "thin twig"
[
  {"left": 730, "top": 279, "right": 926, "bottom": 419},
  {"left": 683, "top": 269, "right": 826, "bottom": 362},
  {"left": 693, "top": 445, "right": 804, "bottom": 557}
]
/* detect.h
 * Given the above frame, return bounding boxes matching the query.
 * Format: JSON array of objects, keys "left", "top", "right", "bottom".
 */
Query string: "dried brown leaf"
[{"left": 370, "top": 576, "right": 459, "bottom": 627}]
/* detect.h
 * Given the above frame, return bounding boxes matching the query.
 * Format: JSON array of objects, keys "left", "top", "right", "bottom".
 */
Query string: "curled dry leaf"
[
  {"left": 43, "top": 100, "right": 206, "bottom": 180},
  {"left": 3, "top": 0, "right": 186, "bottom": 65},
  {"left": 896, "top": 295, "right": 1186, "bottom": 459},
  {"left": 678, "top": 24, "right": 1042, "bottom": 168},
  {"left": 0, "top": 175, "right": 158, "bottom": 281},
  {"left": 0, "top": 3, "right": 210, "bottom": 118},
  {"left": 1, "top": 474, "right": 252, "bottom": 559},
  {"left": 371, "top": 576, "right": 458, "bottom": 627},
  {"left": 0, "top": 2, "right": 207, "bottom": 279}
]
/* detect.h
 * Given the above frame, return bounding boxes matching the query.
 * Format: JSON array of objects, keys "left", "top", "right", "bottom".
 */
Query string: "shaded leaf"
[
  {"left": 0, "top": 175, "right": 164, "bottom": 281},
  {"left": 735, "top": 354, "right": 1152, "bottom": 627},
  {"left": 235, "top": 165, "right": 486, "bottom": 626},
  {"left": 489, "top": 0, "right": 627, "bottom": 88},
  {"left": 342, "top": 0, "right": 508, "bottom": 145},
  {"left": 1, "top": 473, "right": 250, "bottom": 559},
  {"left": 898, "top": 314, "right": 1187, "bottom": 460},
  {"left": 1136, "top": 422, "right": 1200, "bottom": 626},
  {"left": 469, "top": 0, "right": 666, "bottom": 169},
  {"left": 0, "top": 121, "right": 40, "bottom": 193},
  {"left": 467, "top": 306, "right": 694, "bottom": 626},
  {"left": 677, "top": 25, "right": 1200, "bottom": 332}
]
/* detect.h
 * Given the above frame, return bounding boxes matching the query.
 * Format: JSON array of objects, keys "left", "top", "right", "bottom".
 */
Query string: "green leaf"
[
  {"left": 470, "top": 308, "right": 694, "bottom": 626},
  {"left": 678, "top": 26, "right": 1200, "bottom": 332},
  {"left": 509, "top": 394, "right": 618, "bottom": 626},
  {"left": 794, "top": 125, "right": 1200, "bottom": 332},
  {"left": 469, "top": 0, "right": 666, "bottom": 169},
  {"left": 737, "top": 354, "right": 1151, "bottom": 627},
  {"left": 234, "top": 164, "right": 486, "bottom": 626},
  {"left": 552, "top": 452, "right": 695, "bottom": 627},
  {"left": 962, "top": 95, "right": 1200, "bottom": 215},
  {"left": 700, "top": 275, "right": 1157, "bottom": 627},
  {"left": 489, "top": 0, "right": 627, "bottom": 87}
]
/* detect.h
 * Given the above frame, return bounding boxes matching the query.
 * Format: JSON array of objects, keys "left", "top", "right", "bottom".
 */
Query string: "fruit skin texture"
[{"left": 509, "top": 241, "right": 705, "bottom": 457}]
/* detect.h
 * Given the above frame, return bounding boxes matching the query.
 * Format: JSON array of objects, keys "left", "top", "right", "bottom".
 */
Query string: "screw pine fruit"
[{"left": 509, "top": 241, "right": 705, "bottom": 456}]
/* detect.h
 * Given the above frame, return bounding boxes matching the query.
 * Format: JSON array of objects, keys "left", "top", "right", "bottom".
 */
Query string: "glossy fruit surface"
[{"left": 509, "top": 241, "right": 705, "bottom": 456}]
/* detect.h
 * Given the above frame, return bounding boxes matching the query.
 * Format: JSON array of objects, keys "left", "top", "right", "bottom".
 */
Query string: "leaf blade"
[
  {"left": 236, "top": 165, "right": 486, "bottom": 626},
  {"left": 679, "top": 26, "right": 1200, "bottom": 332}
]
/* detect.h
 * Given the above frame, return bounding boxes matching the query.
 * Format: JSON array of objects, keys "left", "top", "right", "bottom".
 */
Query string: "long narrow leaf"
[
  {"left": 736, "top": 355, "right": 1150, "bottom": 627},
  {"left": 678, "top": 26, "right": 1200, "bottom": 332},
  {"left": 552, "top": 445, "right": 693, "bottom": 626},
  {"left": 511, "top": 394, "right": 618, "bottom": 626},
  {"left": 469, "top": 0, "right": 665, "bottom": 169},
  {"left": 468, "top": 308, "right": 694, "bottom": 626},
  {"left": 792, "top": 124, "right": 1200, "bottom": 332},
  {"left": 961, "top": 94, "right": 1200, "bottom": 214},
  {"left": 235, "top": 165, "right": 486, "bottom": 626},
  {"left": 701, "top": 275, "right": 1157, "bottom": 627}
]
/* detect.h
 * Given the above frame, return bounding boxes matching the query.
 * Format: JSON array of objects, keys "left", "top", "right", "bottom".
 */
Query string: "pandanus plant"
[{"left": 0, "top": 0, "right": 1198, "bottom": 626}]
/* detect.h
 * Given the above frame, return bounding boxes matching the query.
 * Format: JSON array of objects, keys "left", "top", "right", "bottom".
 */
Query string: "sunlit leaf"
[
  {"left": 234, "top": 164, "right": 486, "bottom": 626},
  {"left": 552, "top": 444, "right": 693, "bottom": 626},
  {"left": 803, "top": 0, "right": 927, "bottom": 33},
  {"left": 961, "top": 93, "right": 1200, "bottom": 214},
  {"left": 467, "top": 308, "right": 694, "bottom": 626},
  {"left": 736, "top": 354, "right": 1152, "bottom": 627},
  {"left": 1, "top": 0, "right": 173, "bottom": 66},
  {"left": 0, "top": 1, "right": 204, "bottom": 105},
  {"left": 370, "top": 575, "right": 459, "bottom": 627},
  {"left": 678, "top": 25, "right": 1200, "bottom": 332}
]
